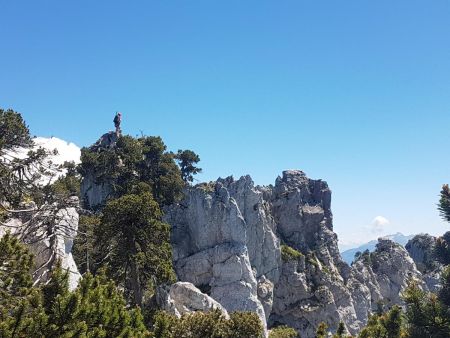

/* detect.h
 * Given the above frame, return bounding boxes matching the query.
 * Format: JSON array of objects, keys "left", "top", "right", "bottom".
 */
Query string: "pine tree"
[
  {"left": 269, "top": 326, "right": 299, "bottom": 338},
  {"left": 0, "top": 232, "right": 47, "bottom": 337},
  {"left": 94, "top": 191, "right": 176, "bottom": 306},
  {"left": 42, "top": 265, "right": 149, "bottom": 337},
  {"left": 0, "top": 109, "right": 32, "bottom": 152},
  {"left": 333, "top": 322, "right": 346, "bottom": 338},
  {"left": 381, "top": 305, "right": 402, "bottom": 338},
  {"left": 175, "top": 149, "right": 202, "bottom": 183},
  {"left": 439, "top": 184, "right": 450, "bottom": 223},
  {"left": 403, "top": 280, "right": 450, "bottom": 338},
  {"left": 0, "top": 108, "right": 60, "bottom": 207},
  {"left": 316, "top": 322, "right": 328, "bottom": 338},
  {"left": 151, "top": 310, "right": 264, "bottom": 338}
]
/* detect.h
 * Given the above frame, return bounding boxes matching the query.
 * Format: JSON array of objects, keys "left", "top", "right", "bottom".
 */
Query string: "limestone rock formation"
[
  {"left": 0, "top": 197, "right": 81, "bottom": 290},
  {"left": 80, "top": 132, "right": 117, "bottom": 208},
  {"left": 352, "top": 239, "right": 424, "bottom": 309},
  {"left": 164, "top": 178, "right": 270, "bottom": 330},
  {"left": 164, "top": 170, "right": 429, "bottom": 338},
  {"left": 156, "top": 282, "right": 229, "bottom": 318},
  {"left": 406, "top": 234, "right": 442, "bottom": 292},
  {"left": 406, "top": 234, "right": 438, "bottom": 272},
  {"left": 268, "top": 171, "right": 362, "bottom": 336}
]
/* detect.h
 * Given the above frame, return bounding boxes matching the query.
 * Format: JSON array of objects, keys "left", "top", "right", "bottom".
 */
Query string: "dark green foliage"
[
  {"left": 269, "top": 325, "right": 299, "bottom": 338},
  {"left": 383, "top": 306, "right": 402, "bottom": 338},
  {"left": 175, "top": 149, "right": 202, "bottom": 183},
  {"left": 80, "top": 135, "right": 186, "bottom": 206},
  {"left": 0, "top": 239, "right": 149, "bottom": 338},
  {"left": 40, "top": 161, "right": 81, "bottom": 205},
  {"left": 42, "top": 267, "right": 149, "bottom": 337},
  {"left": 227, "top": 312, "right": 265, "bottom": 338},
  {"left": 72, "top": 214, "right": 100, "bottom": 274},
  {"left": 0, "top": 232, "right": 33, "bottom": 304},
  {"left": 334, "top": 322, "right": 346, "bottom": 338},
  {"left": 434, "top": 231, "right": 450, "bottom": 265},
  {"left": 0, "top": 109, "right": 32, "bottom": 151},
  {"left": 358, "top": 306, "right": 403, "bottom": 338},
  {"left": 94, "top": 191, "right": 176, "bottom": 306},
  {"left": 0, "top": 232, "right": 47, "bottom": 337},
  {"left": 316, "top": 322, "right": 328, "bottom": 338},
  {"left": 150, "top": 310, "right": 264, "bottom": 338},
  {"left": 359, "top": 314, "right": 387, "bottom": 338},
  {"left": 0, "top": 109, "right": 50, "bottom": 206},
  {"left": 439, "top": 266, "right": 450, "bottom": 307},
  {"left": 281, "top": 244, "right": 303, "bottom": 262},
  {"left": 402, "top": 280, "right": 450, "bottom": 338},
  {"left": 150, "top": 311, "right": 178, "bottom": 338},
  {"left": 439, "top": 184, "right": 450, "bottom": 223},
  {"left": 50, "top": 161, "right": 80, "bottom": 197},
  {"left": 136, "top": 136, "right": 185, "bottom": 205}
]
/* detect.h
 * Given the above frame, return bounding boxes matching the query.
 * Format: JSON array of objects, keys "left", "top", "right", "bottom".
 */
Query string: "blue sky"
[{"left": 1, "top": 1, "right": 449, "bottom": 247}]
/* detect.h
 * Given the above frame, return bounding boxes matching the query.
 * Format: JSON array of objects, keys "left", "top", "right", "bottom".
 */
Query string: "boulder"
[{"left": 156, "top": 282, "right": 229, "bottom": 318}]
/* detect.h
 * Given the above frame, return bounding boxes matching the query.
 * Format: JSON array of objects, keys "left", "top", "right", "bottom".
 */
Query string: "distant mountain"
[
  {"left": 341, "top": 233, "right": 415, "bottom": 265},
  {"left": 6, "top": 136, "right": 81, "bottom": 184}
]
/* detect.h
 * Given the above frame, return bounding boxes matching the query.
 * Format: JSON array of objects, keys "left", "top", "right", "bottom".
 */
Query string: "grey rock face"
[
  {"left": 352, "top": 239, "right": 424, "bottom": 308},
  {"left": 268, "top": 171, "right": 362, "bottom": 337},
  {"left": 164, "top": 178, "right": 270, "bottom": 330},
  {"left": 90, "top": 131, "right": 119, "bottom": 151},
  {"left": 406, "top": 234, "right": 442, "bottom": 291},
  {"left": 80, "top": 132, "right": 117, "bottom": 209},
  {"left": 0, "top": 198, "right": 81, "bottom": 290},
  {"left": 165, "top": 170, "right": 427, "bottom": 338},
  {"left": 80, "top": 170, "right": 113, "bottom": 209},
  {"left": 156, "top": 282, "right": 229, "bottom": 318},
  {"left": 406, "top": 234, "right": 438, "bottom": 272}
]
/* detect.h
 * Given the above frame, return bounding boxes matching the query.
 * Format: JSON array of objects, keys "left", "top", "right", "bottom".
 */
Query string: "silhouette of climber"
[{"left": 114, "top": 112, "right": 122, "bottom": 135}]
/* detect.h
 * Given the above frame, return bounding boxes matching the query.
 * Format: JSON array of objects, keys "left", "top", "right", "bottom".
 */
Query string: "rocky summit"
[
  {"left": 5, "top": 140, "right": 432, "bottom": 337},
  {"left": 72, "top": 134, "right": 432, "bottom": 337},
  {"left": 162, "top": 170, "right": 426, "bottom": 338}
]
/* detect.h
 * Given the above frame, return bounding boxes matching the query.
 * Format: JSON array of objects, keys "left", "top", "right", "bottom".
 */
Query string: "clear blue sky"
[{"left": 1, "top": 1, "right": 450, "bottom": 247}]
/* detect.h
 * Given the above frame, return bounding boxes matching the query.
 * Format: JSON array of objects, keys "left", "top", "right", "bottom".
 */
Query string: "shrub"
[{"left": 281, "top": 244, "right": 303, "bottom": 262}]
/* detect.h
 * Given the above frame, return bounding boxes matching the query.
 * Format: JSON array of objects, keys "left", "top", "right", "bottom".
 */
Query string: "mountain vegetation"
[
  {"left": 0, "top": 109, "right": 263, "bottom": 337},
  {"left": 3, "top": 108, "right": 450, "bottom": 337}
]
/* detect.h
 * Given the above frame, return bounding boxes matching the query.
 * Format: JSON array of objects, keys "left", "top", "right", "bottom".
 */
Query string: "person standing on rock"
[{"left": 114, "top": 112, "right": 122, "bottom": 135}]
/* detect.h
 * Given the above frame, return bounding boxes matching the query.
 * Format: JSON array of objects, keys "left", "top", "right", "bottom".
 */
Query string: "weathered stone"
[
  {"left": 156, "top": 282, "right": 229, "bottom": 318},
  {"left": 406, "top": 234, "right": 442, "bottom": 292},
  {"left": 80, "top": 132, "right": 117, "bottom": 209},
  {"left": 164, "top": 170, "right": 431, "bottom": 338},
  {"left": 352, "top": 239, "right": 425, "bottom": 308},
  {"left": 0, "top": 199, "right": 81, "bottom": 290}
]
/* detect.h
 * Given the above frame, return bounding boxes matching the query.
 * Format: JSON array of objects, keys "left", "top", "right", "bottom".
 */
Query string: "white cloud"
[
  {"left": 370, "top": 216, "right": 390, "bottom": 233},
  {"left": 3, "top": 137, "right": 81, "bottom": 185},
  {"left": 33, "top": 137, "right": 81, "bottom": 165}
]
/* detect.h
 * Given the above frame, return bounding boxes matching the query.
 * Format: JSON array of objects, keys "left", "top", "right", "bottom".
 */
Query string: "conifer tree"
[
  {"left": 0, "top": 108, "right": 60, "bottom": 207},
  {"left": 439, "top": 184, "right": 450, "bottom": 223},
  {"left": 41, "top": 265, "right": 149, "bottom": 337},
  {"left": 0, "top": 232, "right": 47, "bottom": 337},
  {"left": 94, "top": 190, "right": 176, "bottom": 306},
  {"left": 316, "top": 322, "right": 328, "bottom": 338},
  {"left": 175, "top": 149, "right": 202, "bottom": 183}
]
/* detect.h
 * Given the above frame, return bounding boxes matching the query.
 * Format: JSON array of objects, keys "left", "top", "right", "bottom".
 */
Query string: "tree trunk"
[{"left": 129, "top": 258, "right": 142, "bottom": 306}]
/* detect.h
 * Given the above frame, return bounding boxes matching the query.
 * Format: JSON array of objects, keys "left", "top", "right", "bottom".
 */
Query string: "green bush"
[
  {"left": 269, "top": 325, "right": 299, "bottom": 338},
  {"left": 281, "top": 244, "right": 303, "bottom": 262},
  {"left": 150, "top": 310, "right": 264, "bottom": 338}
]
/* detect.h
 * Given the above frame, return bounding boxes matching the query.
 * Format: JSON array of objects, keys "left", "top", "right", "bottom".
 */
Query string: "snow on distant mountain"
[
  {"left": 32, "top": 137, "right": 81, "bottom": 166},
  {"left": 5, "top": 137, "right": 81, "bottom": 184},
  {"left": 340, "top": 233, "right": 415, "bottom": 265},
  {"left": 33, "top": 137, "right": 81, "bottom": 183}
]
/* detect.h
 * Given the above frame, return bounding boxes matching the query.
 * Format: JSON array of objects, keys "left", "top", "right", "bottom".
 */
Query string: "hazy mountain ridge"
[{"left": 341, "top": 233, "right": 415, "bottom": 265}]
